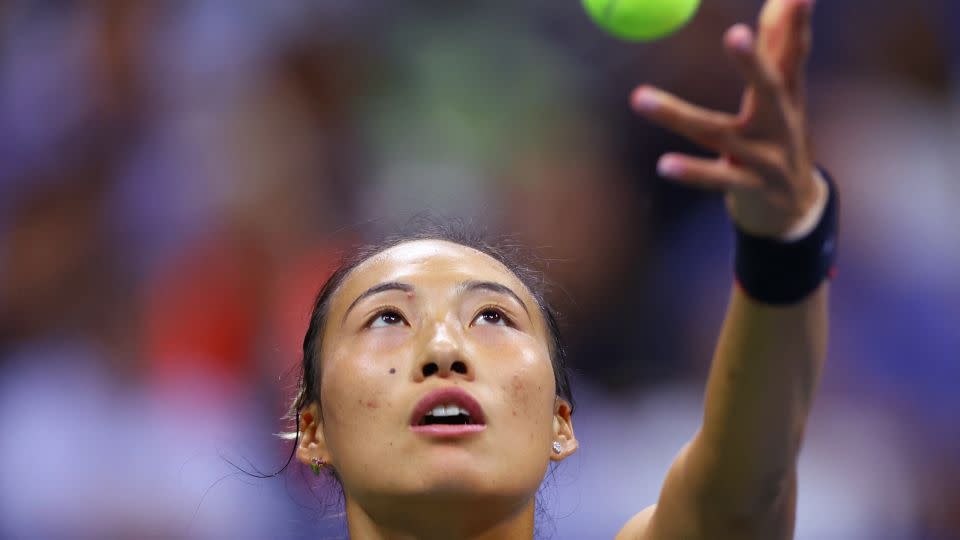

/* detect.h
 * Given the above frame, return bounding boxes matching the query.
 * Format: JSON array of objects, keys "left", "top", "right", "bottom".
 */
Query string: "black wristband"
[{"left": 734, "top": 169, "right": 839, "bottom": 305}]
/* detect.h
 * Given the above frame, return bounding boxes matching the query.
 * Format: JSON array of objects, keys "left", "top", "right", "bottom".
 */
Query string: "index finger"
[
  {"left": 759, "top": 0, "right": 815, "bottom": 97},
  {"left": 781, "top": 0, "right": 814, "bottom": 97}
]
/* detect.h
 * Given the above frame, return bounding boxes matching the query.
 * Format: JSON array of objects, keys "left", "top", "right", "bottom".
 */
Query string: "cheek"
[
  {"left": 469, "top": 328, "right": 555, "bottom": 416},
  {"left": 319, "top": 343, "right": 405, "bottom": 442},
  {"left": 494, "top": 343, "right": 556, "bottom": 426}
]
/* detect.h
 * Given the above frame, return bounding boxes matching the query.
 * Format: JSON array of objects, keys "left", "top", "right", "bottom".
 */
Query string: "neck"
[{"left": 344, "top": 493, "right": 535, "bottom": 540}]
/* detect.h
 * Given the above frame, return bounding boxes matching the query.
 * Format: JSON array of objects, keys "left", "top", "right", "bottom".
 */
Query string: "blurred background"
[{"left": 0, "top": 0, "right": 957, "bottom": 538}]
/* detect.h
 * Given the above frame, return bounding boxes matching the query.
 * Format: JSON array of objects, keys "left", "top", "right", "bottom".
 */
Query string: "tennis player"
[{"left": 290, "top": 0, "right": 837, "bottom": 537}]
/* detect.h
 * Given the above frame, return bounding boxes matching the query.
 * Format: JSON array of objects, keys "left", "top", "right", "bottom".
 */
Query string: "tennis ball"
[{"left": 583, "top": 0, "right": 701, "bottom": 41}]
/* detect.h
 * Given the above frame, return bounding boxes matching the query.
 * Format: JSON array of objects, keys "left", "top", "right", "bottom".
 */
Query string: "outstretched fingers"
[
  {"left": 631, "top": 86, "right": 785, "bottom": 173},
  {"left": 723, "top": 23, "right": 788, "bottom": 132},
  {"left": 631, "top": 85, "right": 735, "bottom": 137},
  {"left": 751, "top": 0, "right": 814, "bottom": 99},
  {"left": 656, "top": 154, "right": 765, "bottom": 192},
  {"left": 724, "top": 24, "right": 780, "bottom": 98},
  {"left": 631, "top": 86, "right": 744, "bottom": 152},
  {"left": 782, "top": 0, "right": 814, "bottom": 95}
]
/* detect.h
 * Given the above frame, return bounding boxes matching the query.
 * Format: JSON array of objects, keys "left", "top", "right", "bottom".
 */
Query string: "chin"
[
  {"left": 422, "top": 473, "right": 491, "bottom": 496},
  {"left": 350, "top": 473, "right": 536, "bottom": 536},
  {"left": 413, "top": 460, "right": 494, "bottom": 494},
  {"left": 404, "top": 462, "right": 539, "bottom": 503}
]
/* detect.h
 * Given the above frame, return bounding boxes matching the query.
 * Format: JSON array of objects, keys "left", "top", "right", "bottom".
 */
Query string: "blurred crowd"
[{"left": 0, "top": 1, "right": 957, "bottom": 538}]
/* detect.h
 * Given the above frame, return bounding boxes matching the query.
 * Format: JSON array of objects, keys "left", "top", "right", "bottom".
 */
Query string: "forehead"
[{"left": 333, "top": 239, "right": 536, "bottom": 306}]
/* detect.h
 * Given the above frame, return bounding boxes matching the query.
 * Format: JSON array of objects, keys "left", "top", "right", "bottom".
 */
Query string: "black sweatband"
[{"left": 734, "top": 169, "right": 839, "bottom": 305}]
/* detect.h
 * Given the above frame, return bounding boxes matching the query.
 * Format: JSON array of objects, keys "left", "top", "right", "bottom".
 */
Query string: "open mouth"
[
  {"left": 409, "top": 387, "right": 486, "bottom": 436},
  {"left": 417, "top": 404, "right": 476, "bottom": 426}
]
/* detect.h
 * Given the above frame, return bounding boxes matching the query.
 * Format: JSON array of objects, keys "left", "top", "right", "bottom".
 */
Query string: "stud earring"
[
  {"left": 310, "top": 457, "right": 326, "bottom": 476},
  {"left": 552, "top": 441, "right": 563, "bottom": 455}
]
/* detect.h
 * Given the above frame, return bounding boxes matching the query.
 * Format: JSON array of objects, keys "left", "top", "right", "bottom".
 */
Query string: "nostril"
[
  {"left": 422, "top": 363, "right": 439, "bottom": 377},
  {"left": 451, "top": 361, "right": 467, "bottom": 374}
]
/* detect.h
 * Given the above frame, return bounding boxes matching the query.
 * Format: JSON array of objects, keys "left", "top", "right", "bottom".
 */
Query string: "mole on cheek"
[{"left": 389, "top": 368, "right": 396, "bottom": 374}]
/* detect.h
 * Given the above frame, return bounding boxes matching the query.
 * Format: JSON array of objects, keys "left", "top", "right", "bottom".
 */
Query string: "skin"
[
  {"left": 619, "top": 0, "right": 826, "bottom": 538},
  {"left": 296, "top": 240, "right": 577, "bottom": 540},
  {"left": 299, "top": 0, "right": 828, "bottom": 538}
]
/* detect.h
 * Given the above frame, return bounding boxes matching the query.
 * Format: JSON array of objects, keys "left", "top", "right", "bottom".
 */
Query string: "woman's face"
[{"left": 297, "top": 240, "right": 576, "bottom": 518}]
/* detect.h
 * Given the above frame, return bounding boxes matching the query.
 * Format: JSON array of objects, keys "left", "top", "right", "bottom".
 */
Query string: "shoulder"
[{"left": 614, "top": 504, "right": 656, "bottom": 540}]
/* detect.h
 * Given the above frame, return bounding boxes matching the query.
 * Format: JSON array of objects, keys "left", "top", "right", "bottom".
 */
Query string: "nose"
[{"left": 418, "top": 321, "right": 472, "bottom": 380}]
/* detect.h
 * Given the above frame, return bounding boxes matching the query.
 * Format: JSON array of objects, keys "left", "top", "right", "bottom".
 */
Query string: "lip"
[
  {"left": 409, "top": 387, "right": 487, "bottom": 432},
  {"left": 410, "top": 424, "right": 487, "bottom": 438}
]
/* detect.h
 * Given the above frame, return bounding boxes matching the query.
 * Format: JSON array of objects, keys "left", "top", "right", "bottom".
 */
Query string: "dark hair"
[
  {"left": 234, "top": 219, "right": 575, "bottom": 527},
  {"left": 290, "top": 219, "right": 575, "bottom": 432}
]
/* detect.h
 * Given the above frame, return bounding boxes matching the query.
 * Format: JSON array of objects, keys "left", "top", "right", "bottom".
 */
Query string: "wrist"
[
  {"left": 733, "top": 167, "right": 839, "bottom": 305},
  {"left": 725, "top": 167, "right": 824, "bottom": 239},
  {"left": 779, "top": 171, "right": 829, "bottom": 242}
]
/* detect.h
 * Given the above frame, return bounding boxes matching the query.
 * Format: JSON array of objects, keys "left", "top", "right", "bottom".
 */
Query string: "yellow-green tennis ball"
[{"left": 583, "top": 0, "right": 701, "bottom": 41}]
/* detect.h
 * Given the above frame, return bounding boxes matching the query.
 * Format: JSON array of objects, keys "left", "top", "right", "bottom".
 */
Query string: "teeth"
[{"left": 428, "top": 404, "right": 468, "bottom": 417}]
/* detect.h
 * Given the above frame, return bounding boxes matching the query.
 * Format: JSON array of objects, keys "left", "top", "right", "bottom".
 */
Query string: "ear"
[
  {"left": 295, "top": 402, "right": 331, "bottom": 468},
  {"left": 550, "top": 398, "right": 577, "bottom": 461}
]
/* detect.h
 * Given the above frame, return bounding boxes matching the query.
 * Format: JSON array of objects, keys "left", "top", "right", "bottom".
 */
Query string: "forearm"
[
  {"left": 625, "top": 3, "right": 838, "bottom": 537},
  {"left": 690, "top": 282, "right": 828, "bottom": 518}
]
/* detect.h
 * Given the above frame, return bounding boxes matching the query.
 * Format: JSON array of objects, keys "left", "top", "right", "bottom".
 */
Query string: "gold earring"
[{"left": 310, "top": 457, "right": 326, "bottom": 476}]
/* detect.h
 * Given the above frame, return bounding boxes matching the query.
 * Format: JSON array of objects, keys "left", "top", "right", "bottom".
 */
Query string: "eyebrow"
[
  {"left": 343, "top": 281, "right": 414, "bottom": 323},
  {"left": 341, "top": 279, "right": 530, "bottom": 324},
  {"left": 458, "top": 280, "right": 530, "bottom": 316}
]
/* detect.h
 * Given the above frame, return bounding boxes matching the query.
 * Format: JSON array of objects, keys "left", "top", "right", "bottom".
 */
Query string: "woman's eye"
[
  {"left": 369, "top": 311, "right": 405, "bottom": 328},
  {"left": 474, "top": 308, "right": 509, "bottom": 327}
]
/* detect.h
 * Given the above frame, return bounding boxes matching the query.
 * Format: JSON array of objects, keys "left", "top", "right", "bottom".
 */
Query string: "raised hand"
[{"left": 630, "top": 0, "right": 822, "bottom": 239}]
